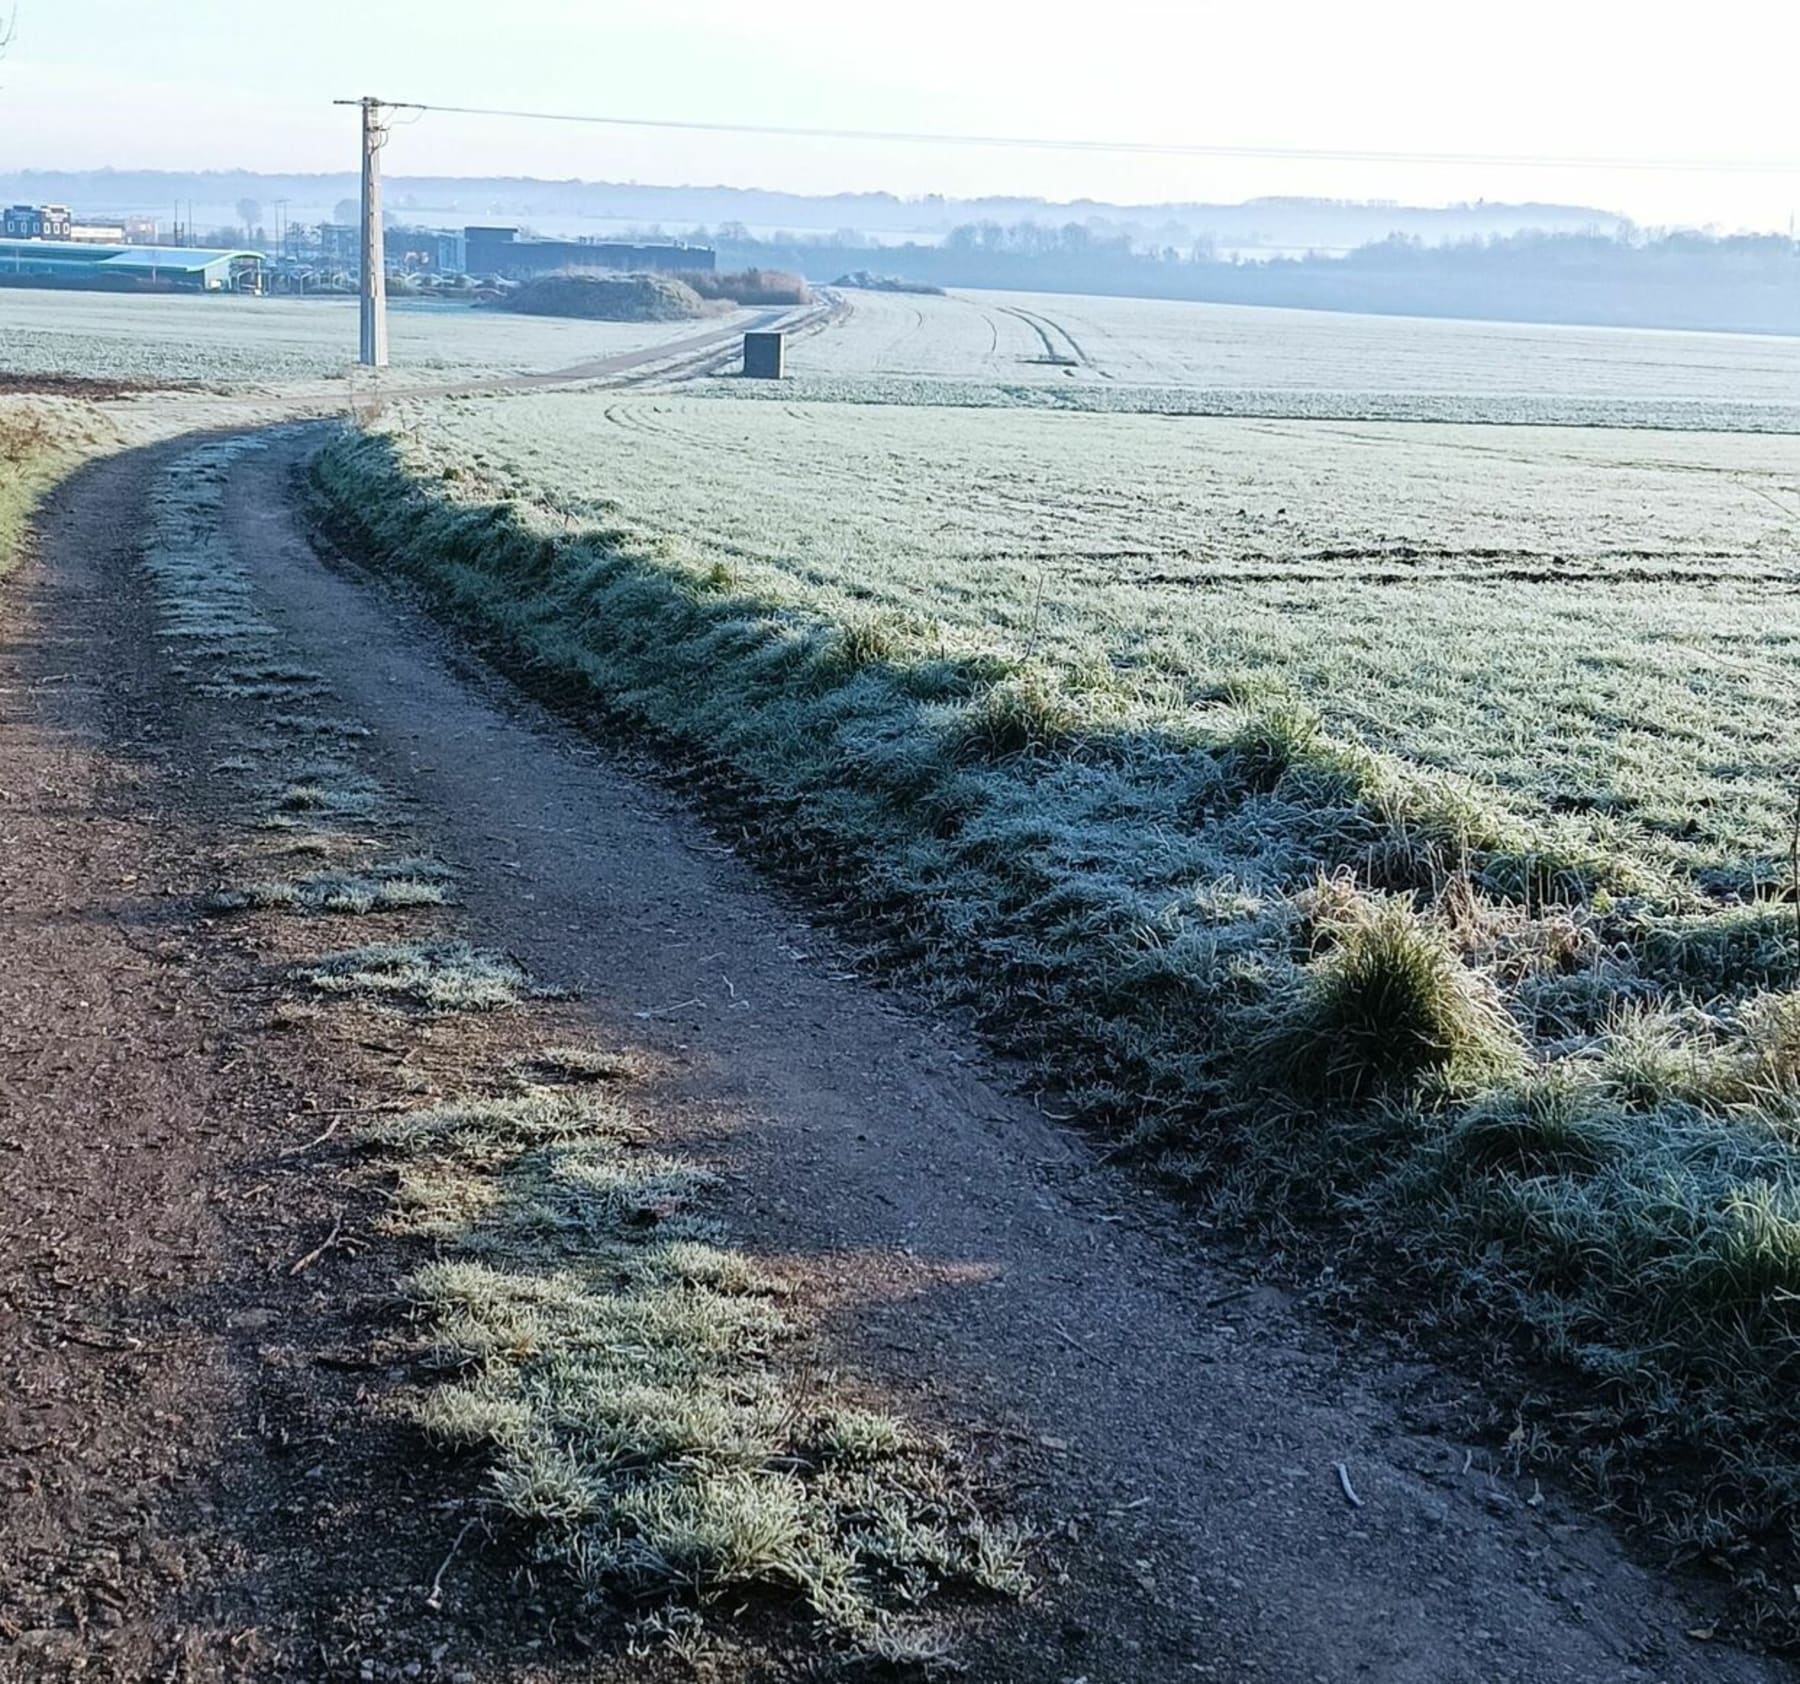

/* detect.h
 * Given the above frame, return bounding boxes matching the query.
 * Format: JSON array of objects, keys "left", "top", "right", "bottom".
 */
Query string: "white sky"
[{"left": 8, "top": 0, "right": 1800, "bottom": 228}]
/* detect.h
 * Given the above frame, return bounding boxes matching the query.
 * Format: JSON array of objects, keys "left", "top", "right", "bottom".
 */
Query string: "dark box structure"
[{"left": 743, "top": 331, "right": 786, "bottom": 379}]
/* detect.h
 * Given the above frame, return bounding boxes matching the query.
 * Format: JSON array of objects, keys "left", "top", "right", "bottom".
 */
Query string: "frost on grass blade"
[{"left": 302, "top": 941, "right": 525, "bottom": 1012}]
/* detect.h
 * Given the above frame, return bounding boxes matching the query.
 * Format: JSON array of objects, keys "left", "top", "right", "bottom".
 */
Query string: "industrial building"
[
  {"left": 4, "top": 204, "right": 72, "bottom": 240},
  {"left": 7, "top": 206, "right": 171, "bottom": 246},
  {"left": 463, "top": 226, "right": 714, "bottom": 280},
  {"left": 270, "top": 222, "right": 708, "bottom": 283},
  {"left": 0, "top": 239, "right": 266, "bottom": 293},
  {"left": 387, "top": 228, "right": 467, "bottom": 275}
]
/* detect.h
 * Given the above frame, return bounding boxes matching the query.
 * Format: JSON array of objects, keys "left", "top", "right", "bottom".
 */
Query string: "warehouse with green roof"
[{"left": 0, "top": 239, "right": 266, "bottom": 293}]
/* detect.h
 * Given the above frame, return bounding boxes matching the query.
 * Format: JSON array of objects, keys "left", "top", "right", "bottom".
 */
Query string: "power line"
[{"left": 381, "top": 99, "right": 1800, "bottom": 177}]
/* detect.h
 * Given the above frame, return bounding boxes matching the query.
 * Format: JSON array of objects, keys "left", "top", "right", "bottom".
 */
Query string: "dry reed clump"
[
  {"left": 0, "top": 404, "right": 54, "bottom": 466},
  {"left": 678, "top": 268, "right": 811, "bottom": 307}
]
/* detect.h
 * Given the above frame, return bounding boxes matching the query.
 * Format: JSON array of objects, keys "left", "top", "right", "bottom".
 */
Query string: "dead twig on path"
[
  {"left": 1334, "top": 1461, "right": 1364, "bottom": 1509},
  {"left": 425, "top": 1516, "right": 481, "bottom": 1611},
  {"left": 289, "top": 1211, "right": 345, "bottom": 1276},
  {"left": 1051, "top": 1321, "right": 1099, "bottom": 1358},
  {"left": 281, "top": 1117, "right": 342, "bottom": 1156},
  {"left": 634, "top": 996, "right": 703, "bottom": 1019}
]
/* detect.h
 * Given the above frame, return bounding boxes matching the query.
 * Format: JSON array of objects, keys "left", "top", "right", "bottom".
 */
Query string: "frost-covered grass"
[
  {"left": 213, "top": 859, "right": 450, "bottom": 916},
  {"left": 373, "top": 390, "right": 1800, "bottom": 882},
  {"left": 382, "top": 1083, "right": 1027, "bottom": 1645},
  {"left": 0, "top": 289, "right": 732, "bottom": 389},
  {"left": 303, "top": 940, "right": 524, "bottom": 1012},
  {"left": 698, "top": 370, "right": 1800, "bottom": 431},
  {"left": 0, "top": 396, "right": 113, "bottom": 576},
  {"left": 317, "top": 405, "right": 1800, "bottom": 1624},
  {"left": 762, "top": 287, "right": 1800, "bottom": 429}
]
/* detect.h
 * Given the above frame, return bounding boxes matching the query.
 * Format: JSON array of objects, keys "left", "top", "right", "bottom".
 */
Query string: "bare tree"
[{"left": 0, "top": 8, "right": 17, "bottom": 54}]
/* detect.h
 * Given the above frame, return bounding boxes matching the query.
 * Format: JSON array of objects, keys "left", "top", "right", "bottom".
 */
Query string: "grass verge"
[
  {"left": 317, "top": 421, "right": 1800, "bottom": 1633},
  {"left": 0, "top": 397, "right": 113, "bottom": 580}
]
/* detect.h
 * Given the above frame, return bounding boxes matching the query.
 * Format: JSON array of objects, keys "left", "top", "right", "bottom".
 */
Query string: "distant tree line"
[{"left": 672, "top": 222, "right": 1800, "bottom": 335}]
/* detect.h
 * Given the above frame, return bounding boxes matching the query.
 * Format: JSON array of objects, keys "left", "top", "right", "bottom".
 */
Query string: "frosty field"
[
  {"left": 0, "top": 288, "right": 736, "bottom": 388},
  {"left": 315, "top": 284, "right": 1800, "bottom": 1591},
  {"left": 15, "top": 271, "right": 1800, "bottom": 1608},
  {"left": 415, "top": 389, "right": 1800, "bottom": 880},
  {"left": 760, "top": 287, "right": 1800, "bottom": 429}
]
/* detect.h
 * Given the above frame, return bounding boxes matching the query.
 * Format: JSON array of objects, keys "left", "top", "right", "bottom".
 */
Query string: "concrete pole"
[{"left": 359, "top": 96, "right": 389, "bottom": 368}]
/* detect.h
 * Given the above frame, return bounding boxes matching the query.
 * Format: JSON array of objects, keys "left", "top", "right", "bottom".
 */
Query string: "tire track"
[{"left": 999, "top": 303, "right": 1111, "bottom": 377}]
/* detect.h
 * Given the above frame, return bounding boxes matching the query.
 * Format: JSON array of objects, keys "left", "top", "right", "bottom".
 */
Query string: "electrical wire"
[{"left": 352, "top": 99, "right": 1800, "bottom": 177}]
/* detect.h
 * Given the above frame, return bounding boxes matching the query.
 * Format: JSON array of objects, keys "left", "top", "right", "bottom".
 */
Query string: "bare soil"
[
  {"left": 0, "top": 372, "right": 178, "bottom": 399},
  {"left": 1, "top": 404, "right": 1794, "bottom": 1681}
]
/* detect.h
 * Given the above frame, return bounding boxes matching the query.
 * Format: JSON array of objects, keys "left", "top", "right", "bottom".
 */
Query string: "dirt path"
[
  {"left": 223, "top": 428, "right": 1786, "bottom": 1683},
  {"left": 0, "top": 437, "right": 411, "bottom": 1679},
  {"left": 3, "top": 401, "right": 1794, "bottom": 1679},
  {"left": 0, "top": 438, "right": 234, "bottom": 1675},
  {"left": 83, "top": 302, "right": 826, "bottom": 449}
]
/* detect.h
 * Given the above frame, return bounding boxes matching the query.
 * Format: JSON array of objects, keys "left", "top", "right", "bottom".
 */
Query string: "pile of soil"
[{"left": 501, "top": 273, "right": 714, "bottom": 322}]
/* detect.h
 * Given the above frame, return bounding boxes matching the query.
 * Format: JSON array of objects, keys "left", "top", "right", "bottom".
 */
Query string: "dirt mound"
[{"left": 503, "top": 272, "right": 714, "bottom": 322}]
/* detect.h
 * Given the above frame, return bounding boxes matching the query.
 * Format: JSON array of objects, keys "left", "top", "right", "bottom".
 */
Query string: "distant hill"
[{"left": 0, "top": 168, "right": 1629, "bottom": 254}]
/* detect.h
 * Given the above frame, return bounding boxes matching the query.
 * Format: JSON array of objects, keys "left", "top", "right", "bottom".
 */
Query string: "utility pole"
[
  {"left": 335, "top": 96, "right": 392, "bottom": 367},
  {"left": 359, "top": 97, "right": 389, "bottom": 366}
]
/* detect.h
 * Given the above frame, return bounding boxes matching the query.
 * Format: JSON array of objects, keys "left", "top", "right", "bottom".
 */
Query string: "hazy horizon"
[{"left": 8, "top": 0, "right": 1799, "bottom": 234}]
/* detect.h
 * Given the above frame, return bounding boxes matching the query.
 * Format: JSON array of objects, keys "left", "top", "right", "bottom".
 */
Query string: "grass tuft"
[
  {"left": 213, "top": 860, "right": 451, "bottom": 917},
  {"left": 1264, "top": 896, "right": 1524, "bottom": 1100},
  {"left": 1225, "top": 702, "right": 1328, "bottom": 793},
  {"left": 516, "top": 1044, "right": 645, "bottom": 1085},
  {"left": 950, "top": 668, "right": 1082, "bottom": 762},
  {"left": 302, "top": 941, "right": 525, "bottom": 1012},
  {"left": 1441, "top": 1071, "right": 1626, "bottom": 1176}
]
